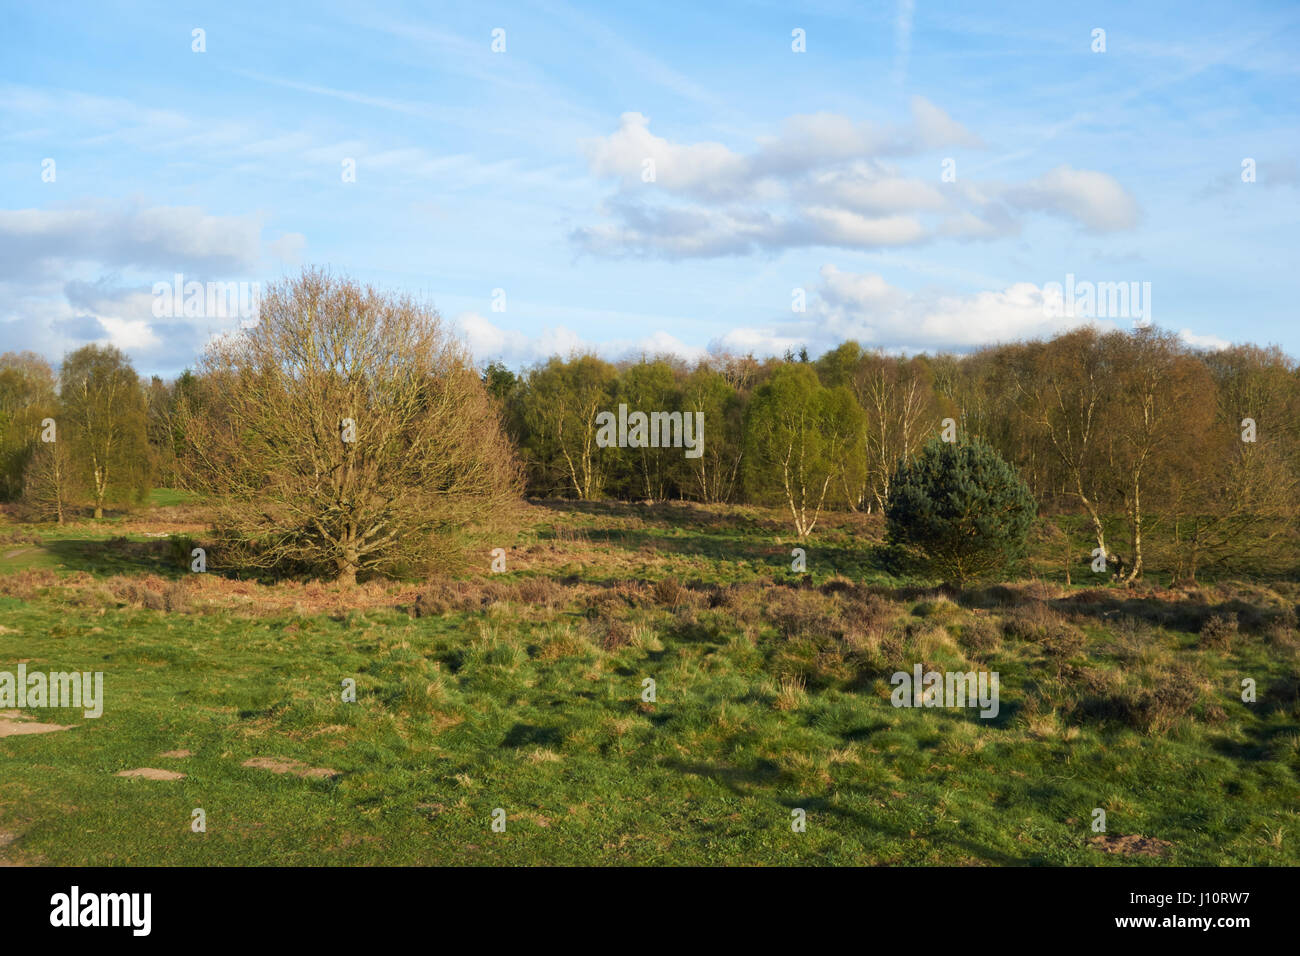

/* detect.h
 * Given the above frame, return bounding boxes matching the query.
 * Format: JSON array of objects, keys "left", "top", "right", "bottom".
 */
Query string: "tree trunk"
[
  {"left": 335, "top": 521, "right": 360, "bottom": 585},
  {"left": 92, "top": 462, "right": 107, "bottom": 519},
  {"left": 1123, "top": 481, "right": 1143, "bottom": 584},
  {"left": 1076, "top": 477, "right": 1107, "bottom": 558}
]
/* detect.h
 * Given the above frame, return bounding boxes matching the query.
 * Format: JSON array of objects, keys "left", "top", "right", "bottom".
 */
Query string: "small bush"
[
  {"left": 535, "top": 624, "right": 593, "bottom": 660},
  {"left": 716, "top": 583, "right": 763, "bottom": 624},
  {"left": 652, "top": 578, "right": 685, "bottom": 607},
  {"left": 514, "top": 576, "right": 563, "bottom": 608},
  {"left": 1265, "top": 622, "right": 1299, "bottom": 653},
  {"left": 1199, "top": 612, "right": 1238, "bottom": 651},
  {"left": 163, "top": 579, "right": 191, "bottom": 613},
  {"left": 1042, "top": 623, "right": 1087, "bottom": 661},
  {"left": 412, "top": 585, "right": 452, "bottom": 617},
  {"left": 1001, "top": 603, "right": 1061, "bottom": 641},
  {"left": 841, "top": 591, "right": 889, "bottom": 629},
  {"left": 1133, "top": 682, "right": 1203, "bottom": 735},
  {"left": 912, "top": 596, "right": 960, "bottom": 620},
  {"left": 1039, "top": 624, "right": 1086, "bottom": 680},
  {"left": 960, "top": 617, "right": 1002, "bottom": 656},
  {"left": 766, "top": 587, "right": 834, "bottom": 642},
  {"left": 1081, "top": 681, "right": 1200, "bottom": 735},
  {"left": 106, "top": 575, "right": 169, "bottom": 609},
  {"left": 819, "top": 576, "right": 855, "bottom": 595}
]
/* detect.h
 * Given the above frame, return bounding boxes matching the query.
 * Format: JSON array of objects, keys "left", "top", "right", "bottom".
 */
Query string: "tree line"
[
  {"left": 489, "top": 326, "right": 1300, "bottom": 582},
  {"left": 2, "top": 267, "right": 1296, "bottom": 585}
]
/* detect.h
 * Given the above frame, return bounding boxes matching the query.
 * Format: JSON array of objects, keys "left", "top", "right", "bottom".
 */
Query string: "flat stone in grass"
[
  {"left": 115, "top": 768, "right": 186, "bottom": 781},
  {"left": 242, "top": 757, "right": 339, "bottom": 779}
]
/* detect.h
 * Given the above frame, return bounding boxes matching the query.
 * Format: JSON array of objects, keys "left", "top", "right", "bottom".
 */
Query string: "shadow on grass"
[
  {"left": 533, "top": 497, "right": 787, "bottom": 533},
  {"left": 541, "top": 523, "right": 890, "bottom": 582},
  {"left": 42, "top": 536, "right": 187, "bottom": 578},
  {"left": 664, "top": 756, "right": 1040, "bottom": 864},
  {"left": 501, "top": 722, "right": 566, "bottom": 749},
  {"left": 948, "top": 580, "right": 1298, "bottom": 636}
]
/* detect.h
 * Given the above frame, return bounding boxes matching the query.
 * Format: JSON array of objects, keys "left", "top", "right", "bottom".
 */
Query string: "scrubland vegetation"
[
  {"left": 0, "top": 268, "right": 1296, "bottom": 865},
  {"left": 1, "top": 499, "right": 1297, "bottom": 865}
]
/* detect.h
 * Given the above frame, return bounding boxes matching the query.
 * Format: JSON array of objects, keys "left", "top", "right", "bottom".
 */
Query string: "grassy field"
[{"left": 0, "top": 498, "right": 1297, "bottom": 865}]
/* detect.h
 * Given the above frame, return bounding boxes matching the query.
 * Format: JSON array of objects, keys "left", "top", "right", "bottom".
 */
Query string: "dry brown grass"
[
  {"left": 0, "top": 568, "right": 60, "bottom": 600},
  {"left": 772, "top": 674, "right": 807, "bottom": 711}
]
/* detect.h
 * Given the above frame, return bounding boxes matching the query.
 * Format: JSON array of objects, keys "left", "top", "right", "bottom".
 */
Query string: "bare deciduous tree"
[
  {"left": 179, "top": 268, "right": 521, "bottom": 584},
  {"left": 22, "top": 439, "right": 75, "bottom": 523},
  {"left": 1009, "top": 328, "right": 1115, "bottom": 562},
  {"left": 1102, "top": 328, "right": 1213, "bottom": 583}
]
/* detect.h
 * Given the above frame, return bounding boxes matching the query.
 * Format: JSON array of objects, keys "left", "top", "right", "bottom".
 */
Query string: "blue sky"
[{"left": 2, "top": 0, "right": 1298, "bottom": 378}]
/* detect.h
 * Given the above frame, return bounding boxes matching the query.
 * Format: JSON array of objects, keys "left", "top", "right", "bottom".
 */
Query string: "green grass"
[
  {"left": 148, "top": 488, "right": 200, "bottom": 507},
  {"left": 0, "top": 499, "right": 1296, "bottom": 865}
]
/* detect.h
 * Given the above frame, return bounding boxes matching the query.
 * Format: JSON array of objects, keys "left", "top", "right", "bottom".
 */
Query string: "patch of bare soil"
[
  {"left": 1088, "top": 833, "right": 1173, "bottom": 857},
  {"left": 0, "top": 712, "right": 73, "bottom": 737},
  {"left": 242, "top": 757, "right": 339, "bottom": 779},
  {"left": 159, "top": 749, "right": 192, "bottom": 758},
  {"left": 115, "top": 768, "right": 186, "bottom": 781}
]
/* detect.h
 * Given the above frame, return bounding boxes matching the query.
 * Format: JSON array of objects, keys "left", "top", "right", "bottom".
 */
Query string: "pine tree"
[{"left": 885, "top": 436, "right": 1037, "bottom": 587}]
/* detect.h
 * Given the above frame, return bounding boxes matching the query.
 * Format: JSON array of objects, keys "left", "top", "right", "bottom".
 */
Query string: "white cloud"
[
  {"left": 266, "top": 232, "right": 307, "bottom": 263},
  {"left": 1178, "top": 328, "right": 1231, "bottom": 351},
  {"left": 752, "top": 113, "right": 891, "bottom": 177},
  {"left": 94, "top": 314, "right": 162, "bottom": 351},
  {"left": 729, "top": 266, "right": 1113, "bottom": 355},
  {"left": 0, "top": 200, "right": 298, "bottom": 375},
  {"left": 908, "top": 96, "right": 983, "bottom": 150},
  {"left": 0, "top": 201, "right": 271, "bottom": 279},
  {"left": 1005, "top": 164, "right": 1139, "bottom": 232},
  {"left": 800, "top": 207, "right": 928, "bottom": 247},
  {"left": 575, "top": 107, "right": 1131, "bottom": 259},
  {"left": 818, "top": 265, "right": 909, "bottom": 310},
  {"left": 800, "top": 163, "right": 948, "bottom": 214},
  {"left": 455, "top": 311, "right": 587, "bottom": 366},
  {"left": 453, "top": 311, "right": 708, "bottom": 367},
  {"left": 581, "top": 112, "right": 749, "bottom": 200},
  {"left": 709, "top": 326, "right": 805, "bottom": 357}
]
